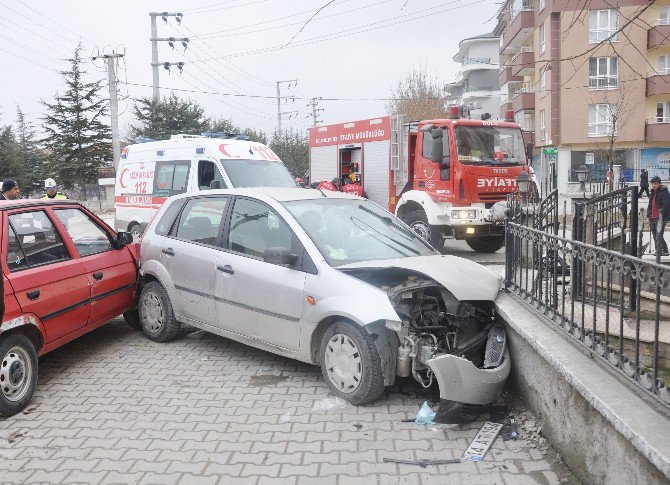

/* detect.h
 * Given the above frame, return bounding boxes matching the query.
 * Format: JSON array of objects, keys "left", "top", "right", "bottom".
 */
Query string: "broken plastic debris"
[
  {"left": 415, "top": 401, "right": 436, "bottom": 425},
  {"left": 117, "top": 346, "right": 135, "bottom": 359},
  {"left": 200, "top": 357, "right": 209, "bottom": 361},
  {"left": 279, "top": 412, "right": 291, "bottom": 423},
  {"left": 312, "top": 397, "right": 347, "bottom": 412}
]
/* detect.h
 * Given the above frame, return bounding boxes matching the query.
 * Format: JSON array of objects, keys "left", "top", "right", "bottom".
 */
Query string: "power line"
[
  {"left": 185, "top": 0, "right": 273, "bottom": 15},
  {"left": 14, "top": 0, "right": 97, "bottom": 48},
  {"left": 197, "top": 0, "right": 390, "bottom": 40},
  {"left": 284, "top": 0, "right": 336, "bottom": 47},
  {"left": 188, "top": 0, "right": 490, "bottom": 62}
]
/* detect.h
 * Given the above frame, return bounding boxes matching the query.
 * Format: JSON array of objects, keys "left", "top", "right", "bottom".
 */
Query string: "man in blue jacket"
[{"left": 648, "top": 176, "right": 670, "bottom": 256}]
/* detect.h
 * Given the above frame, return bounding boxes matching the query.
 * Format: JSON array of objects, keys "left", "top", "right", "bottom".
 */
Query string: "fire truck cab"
[{"left": 308, "top": 110, "right": 532, "bottom": 253}]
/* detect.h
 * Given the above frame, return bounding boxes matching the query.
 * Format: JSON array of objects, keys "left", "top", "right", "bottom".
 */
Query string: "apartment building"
[
  {"left": 496, "top": 0, "right": 670, "bottom": 195},
  {"left": 448, "top": 33, "right": 502, "bottom": 119}
]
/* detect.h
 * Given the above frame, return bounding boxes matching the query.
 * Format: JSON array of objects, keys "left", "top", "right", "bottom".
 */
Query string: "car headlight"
[{"left": 453, "top": 210, "right": 477, "bottom": 220}]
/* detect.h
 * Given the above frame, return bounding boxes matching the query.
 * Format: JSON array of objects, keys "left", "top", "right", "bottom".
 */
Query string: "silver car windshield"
[
  {"left": 283, "top": 199, "right": 436, "bottom": 266},
  {"left": 221, "top": 159, "right": 296, "bottom": 188}
]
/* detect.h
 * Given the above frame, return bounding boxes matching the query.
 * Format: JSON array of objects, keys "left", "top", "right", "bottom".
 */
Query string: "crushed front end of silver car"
[{"left": 341, "top": 263, "right": 509, "bottom": 423}]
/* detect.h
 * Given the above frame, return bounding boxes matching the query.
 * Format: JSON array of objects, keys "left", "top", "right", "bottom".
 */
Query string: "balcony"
[
  {"left": 455, "top": 57, "right": 499, "bottom": 83},
  {"left": 647, "top": 72, "right": 670, "bottom": 96},
  {"left": 648, "top": 22, "right": 670, "bottom": 49},
  {"left": 512, "top": 48, "right": 535, "bottom": 76},
  {"left": 462, "top": 85, "right": 498, "bottom": 100},
  {"left": 645, "top": 118, "right": 670, "bottom": 142},
  {"left": 501, "top": 8, "right": 534, "bottom": 54},
  {"left": 499, "top": 64, "right": 523, "bottom": 84},
  {"left": 511, "top": 88, "right": 535, "bottom": 112}
]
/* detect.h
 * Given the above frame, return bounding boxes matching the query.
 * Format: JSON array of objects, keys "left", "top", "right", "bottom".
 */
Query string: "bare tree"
[
  {"left": 386, "top": 66, "right": 452, "bottom": 120},
  {"left": 588, "top": 79, "right": 640, "bottom": 190}
]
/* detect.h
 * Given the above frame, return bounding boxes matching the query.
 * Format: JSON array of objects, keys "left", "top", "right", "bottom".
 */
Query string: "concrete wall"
[{"left": 497, "top": 292, "right": 670, "bottom": 485}]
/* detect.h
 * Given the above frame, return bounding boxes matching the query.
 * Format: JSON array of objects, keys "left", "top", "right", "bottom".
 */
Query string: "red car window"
[
  {"left": 53, "top": 208, "right": 113, "bottom": 257},
  {"left": 7, "top": 210, "right": 70, "bottom": 270}
]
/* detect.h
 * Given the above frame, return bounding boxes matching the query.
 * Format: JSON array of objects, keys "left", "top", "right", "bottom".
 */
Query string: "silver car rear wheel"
[
  {"left": 324, "top": 333, "right": 362, "bottom": 394},
  {"left": 139, "top": 281, "right": 181, "bottom": 342}
]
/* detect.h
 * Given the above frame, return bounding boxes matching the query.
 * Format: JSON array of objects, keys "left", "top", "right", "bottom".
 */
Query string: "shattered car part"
[
  {"left": 342, "top": 263, "right": 510, "bottom": 423},
  {"left": 382, "top": 457, "right": 461, "bottom": 467}
]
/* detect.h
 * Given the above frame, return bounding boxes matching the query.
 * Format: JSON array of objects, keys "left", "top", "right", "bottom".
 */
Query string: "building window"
[
  {"left": 589, "top": 9, "right": 618, "bottom": 43},
  {"left": 660, "top": 54, "right": 670, "bottom": 75},
  {"left": 588, "top": 104, "right": 617, "bottom": 136},
  {"left": 540, "top": 70, "right": 547, "bottom": 97},
  {"left": 589, "top": 57, "right": 618, "bottom": 89},
  {"left": 539, "top": 0, "right": 545, "bottom": 11},
  {"left": 660, "top": 6, "right": 670, "bottom": 25},
  {"left": 539, "top": 22, "right": 546, "bottom": 54},
  {"left": 540, "top": 110, "right": 546, "bottom": 141},
  {"left": 656, "top": 102, "right": 670, "bottom": 123}
]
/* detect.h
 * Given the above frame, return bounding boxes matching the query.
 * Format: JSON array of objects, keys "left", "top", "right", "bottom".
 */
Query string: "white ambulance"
[{"left": 114, "top": 134, "right": 296, "bottom": 238}]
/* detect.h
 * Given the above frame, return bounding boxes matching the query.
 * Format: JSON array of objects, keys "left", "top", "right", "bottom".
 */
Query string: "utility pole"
[
  {"left": 307, "top": 97, "right": 324, "bottom": 126},
  {"left": 93, "top": 52, "right": 125, "bottom": 169},
  {"left": 149, "top": 11, "right": 184, "bottom": 102},
  {"left": 276, "top": 79, "right": 297, "bottom": 137}
]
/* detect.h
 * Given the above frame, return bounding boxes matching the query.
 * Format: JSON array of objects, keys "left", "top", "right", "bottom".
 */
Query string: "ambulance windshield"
[
  {"left": 455, "top": 126, "right": 525, "bottom": 165},
  {"left": 221, "top": 159, "right": 297, "bottom": 188}
]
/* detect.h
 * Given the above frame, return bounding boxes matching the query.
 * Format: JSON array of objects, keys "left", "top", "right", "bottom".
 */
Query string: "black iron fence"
[{"left": 505, "top": 219, "right": 670, "bottom": 409}]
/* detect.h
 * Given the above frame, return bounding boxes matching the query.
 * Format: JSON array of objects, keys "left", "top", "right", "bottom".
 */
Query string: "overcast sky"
[{"left": 0, "top": 0, "right": 499, "bottom": 138}]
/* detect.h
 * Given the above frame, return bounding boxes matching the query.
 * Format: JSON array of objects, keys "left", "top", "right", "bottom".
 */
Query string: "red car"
[{"left": 0, "top": 200, "right": 138, "bottom": 416}]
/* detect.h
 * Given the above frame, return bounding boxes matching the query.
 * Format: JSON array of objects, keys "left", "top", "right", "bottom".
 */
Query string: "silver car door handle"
[
  {"left": 162, "top": 248, "right": 175, "bottom": 256},
  {"left": 217, "top": 265, "right": 234, "bottom": 275}
]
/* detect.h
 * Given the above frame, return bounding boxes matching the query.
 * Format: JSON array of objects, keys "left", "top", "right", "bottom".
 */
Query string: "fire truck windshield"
[
  {"left": 221, "top": 159, "right": 297, "bottom": 188},
  {"left": 455, "top": 126, "right": 525, "bottom": 165}
]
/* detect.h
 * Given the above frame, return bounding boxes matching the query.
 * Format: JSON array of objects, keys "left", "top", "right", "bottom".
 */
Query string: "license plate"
[{"left": 461, "top": 421, "right": 503, "bottom": 462}]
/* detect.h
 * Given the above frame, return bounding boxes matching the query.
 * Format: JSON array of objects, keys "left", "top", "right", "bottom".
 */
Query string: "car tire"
[
  {"left": 404, "top": 210, "right": 444, "bottom": 252},
  {"left": 0, "top": 334, "right": 38, "bottom": 417},
  {"left": 319, "top": 320, "right": 385, "bottom": 406},
  {"left": 123, "top": 309, "right": 142, "bottom": 330},
  {"left": 138, "top": 281, "right": 181, "bottom": 342},
  {"left": 465, "top": 235, "right": 505, "bottom": 253}
]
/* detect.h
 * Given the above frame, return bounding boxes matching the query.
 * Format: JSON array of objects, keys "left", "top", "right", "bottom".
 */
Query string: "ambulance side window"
[
  {"left": 198, "top": 160, "right": 227, "bottom": 190},
  {"left": 153, "top": 160, "right": 190, "bottom": 197}
]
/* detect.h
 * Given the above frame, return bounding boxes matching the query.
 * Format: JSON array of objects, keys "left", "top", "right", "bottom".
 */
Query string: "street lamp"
[
  {"left": 576, "top": 164, "right": 589, "bottom": 191},
  {"left": 517, "top": 171, "right": 531, "bottom": 205}
]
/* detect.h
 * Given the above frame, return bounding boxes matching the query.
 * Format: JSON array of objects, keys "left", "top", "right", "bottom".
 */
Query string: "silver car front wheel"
[
  {"left": 319, "top": 321, "right": 385, "bottom": 405},
  {"left": 324, "top": 333, "right": 363, "bottom": 394}
]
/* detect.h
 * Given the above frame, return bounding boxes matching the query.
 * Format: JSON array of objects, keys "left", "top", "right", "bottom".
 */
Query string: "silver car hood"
[{"left": 338, "top": 255, "right": 501, "bottom": 301}]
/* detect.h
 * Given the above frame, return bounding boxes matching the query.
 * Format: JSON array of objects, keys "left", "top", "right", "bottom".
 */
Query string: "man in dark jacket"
[
  {"left": 647, "top": 176, "right": 670, "bottom": 256},
  {"left": 0, "top": 179, "right": 20, "bottom": 200},
  {"left": 638, "top": 169, "right": 650, "bottom": 199}
]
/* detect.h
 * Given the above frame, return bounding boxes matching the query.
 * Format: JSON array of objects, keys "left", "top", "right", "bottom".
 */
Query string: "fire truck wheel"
[
  {"left": 465, "top": 236, "right": 505, "bottom": 253},
  {"left": 405, "top": 210, "right": 444, "bottom": 251}
]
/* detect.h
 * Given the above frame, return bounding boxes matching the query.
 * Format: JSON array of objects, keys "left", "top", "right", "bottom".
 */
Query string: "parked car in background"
[
  {"left": 114, "top": 134, "right": 297, "bottom": 240},
  {"left": 0, "top": 200, "right": 138, "bottom": 416},
  {"left": 137, "top": 188, "right": 509, "bottom": 423}
]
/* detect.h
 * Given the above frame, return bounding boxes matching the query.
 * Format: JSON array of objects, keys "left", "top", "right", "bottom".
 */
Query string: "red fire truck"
[{"left": 308, "top": 109, "right": 532, "bottom": 253}]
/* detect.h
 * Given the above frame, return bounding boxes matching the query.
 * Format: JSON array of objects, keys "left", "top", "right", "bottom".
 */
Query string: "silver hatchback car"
[{"left": 137, "top": 188, "right": 509, "bottom": 422}]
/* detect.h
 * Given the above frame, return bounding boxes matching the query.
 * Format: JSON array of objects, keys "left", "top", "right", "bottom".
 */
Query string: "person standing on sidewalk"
[
  {"left": 647, "top": 176, "right": 670, "bottom": 256},
  {"left": 638, "top": 168, "right": 650, "bottom": 199},
  {"left": 0, "top": 179, "right": 20, "bottom": 200}
]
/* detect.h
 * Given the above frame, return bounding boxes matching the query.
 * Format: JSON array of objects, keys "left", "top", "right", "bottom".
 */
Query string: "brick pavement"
[{"left": 0, "top": 320, "right": 573, "bottom": 484}]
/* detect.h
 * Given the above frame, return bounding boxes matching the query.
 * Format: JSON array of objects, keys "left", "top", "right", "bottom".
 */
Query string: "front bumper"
[{"left": 426, "top": 348, "right": 511, "bottom": 405}]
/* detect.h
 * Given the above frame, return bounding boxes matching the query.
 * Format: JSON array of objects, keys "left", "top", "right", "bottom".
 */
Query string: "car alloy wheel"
[
  {"left": 142, "top": 290, "right": 164, "bottom": 334},
  {"left": 324, "top": 333, "right": 363, "bottom": 394},
  {"left": 0, "top": 346, "right": 33, "bottom": 403}
]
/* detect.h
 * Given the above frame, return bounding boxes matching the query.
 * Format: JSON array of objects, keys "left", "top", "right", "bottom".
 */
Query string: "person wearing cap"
[
  {"left": 647, "top": 175, "right": 670, "bottom": 256},
  {"left": 41, "top": 178, "right": 68, "bottom": 200},
  {"left": 0, "top": 179, "right": 20, "bottom": 200}
]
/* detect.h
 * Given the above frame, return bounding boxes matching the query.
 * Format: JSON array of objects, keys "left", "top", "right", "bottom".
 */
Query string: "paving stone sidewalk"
[{"left": 0, "top": 320, "right": 573, "bottom": 484}]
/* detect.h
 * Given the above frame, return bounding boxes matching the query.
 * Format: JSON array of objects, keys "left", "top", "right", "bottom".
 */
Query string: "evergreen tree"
[
  {"left": 42, "top": 46, "right": 111, "bottom": 188},
  {"left": 130, "top": 94, "right": 209, "bottom": 140},
  {"left": 16, "top": 106, "right": 43, "bottom": 196},
  {"left": 0, "top": 126, "right": 23, "bottom": 182},
  {"left": 269, "top": 128, "right": 308, "bottom": 177}
]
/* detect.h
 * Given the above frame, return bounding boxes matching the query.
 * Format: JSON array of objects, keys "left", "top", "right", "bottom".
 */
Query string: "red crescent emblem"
[{"left": 119, "top": 168, "right": 129, "bottom": 189}]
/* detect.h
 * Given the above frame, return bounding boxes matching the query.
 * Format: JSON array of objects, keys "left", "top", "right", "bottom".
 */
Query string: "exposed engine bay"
[{"left": 342, "top": 267, "right": 510, "bottom": 423}]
